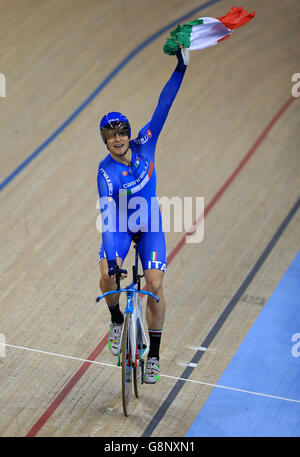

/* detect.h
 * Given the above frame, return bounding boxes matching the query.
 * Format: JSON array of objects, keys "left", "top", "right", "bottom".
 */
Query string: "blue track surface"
[{"left": 186, "top": 251, "right": 300, "bottom": 437}]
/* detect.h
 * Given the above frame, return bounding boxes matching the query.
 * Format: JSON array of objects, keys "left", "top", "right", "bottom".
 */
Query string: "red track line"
[
  {"left": 26, "top": 96, "right": 295, "bottom": 437},
  {"left": 26, "top": 338, "right": 108, "bottom": 437},
  {"left": 166, "top": 96, "right": 295, "bottom": 264}
]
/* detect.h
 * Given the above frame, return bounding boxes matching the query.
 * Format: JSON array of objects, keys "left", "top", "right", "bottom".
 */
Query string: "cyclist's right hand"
[{"left": 107, "top": 260, "right": 127, "bottom": 279}]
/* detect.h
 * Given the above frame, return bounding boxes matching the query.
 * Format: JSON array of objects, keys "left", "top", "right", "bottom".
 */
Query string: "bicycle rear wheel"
[{"left": 121, "top": 313, "right": 132, "bottom": 416}]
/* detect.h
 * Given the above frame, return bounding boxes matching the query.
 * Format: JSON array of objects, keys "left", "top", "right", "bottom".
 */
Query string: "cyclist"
[{"left": 97, "top": 46, "right": 189, "bottom": 384}]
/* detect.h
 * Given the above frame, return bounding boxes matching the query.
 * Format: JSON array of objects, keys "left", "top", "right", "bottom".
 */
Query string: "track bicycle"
[{"left": 96, "top": 233, "right": 160, "bottom": 416}]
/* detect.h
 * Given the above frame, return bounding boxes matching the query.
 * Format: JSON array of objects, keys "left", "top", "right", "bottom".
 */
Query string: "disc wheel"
[{"left": 121, "top": 313, "right": 132, "bottom": 416}]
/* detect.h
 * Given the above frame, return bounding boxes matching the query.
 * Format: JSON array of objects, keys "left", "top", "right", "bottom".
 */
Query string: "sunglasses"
[{"left": 101, "top": 127, "right": 130, "bottom": 141}]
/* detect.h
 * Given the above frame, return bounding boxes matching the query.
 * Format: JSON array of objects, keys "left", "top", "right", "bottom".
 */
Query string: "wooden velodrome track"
[{"left": 0, "top": 0, "right": 299, "bottom": 438}]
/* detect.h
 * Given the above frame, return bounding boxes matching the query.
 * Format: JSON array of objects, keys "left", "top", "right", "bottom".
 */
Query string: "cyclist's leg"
[
  {"left": 99, "top": 256, "right": 123, "bottom": 306},
  {"left": 99, "top": 231, "right": 132, "bottom": 356},
  {"left": 144, "top": 268, "right": 166, "bottom": 330},
  {"left": 98, "top": 230, "right": 132, "bottom": 305},
  {"left": 139, "top": 228, "right": 166, "bottom": 380},
  {"left": 139, "top": 226, "right": 167, "bottom": 328}
]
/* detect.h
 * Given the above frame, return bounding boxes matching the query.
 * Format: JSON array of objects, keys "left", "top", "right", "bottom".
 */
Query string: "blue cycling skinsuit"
[{"left": 97, "top": 55, "right": 186, "bottom": 273}]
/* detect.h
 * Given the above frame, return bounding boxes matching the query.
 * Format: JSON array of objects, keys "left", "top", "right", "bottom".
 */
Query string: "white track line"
[
  {"left": 0, "top": 342, "right": 119, "bottom": 369},
  {"left": 1, "top": 342, "right": 300, "bottom": 404},
  {"left": 160, "top": 373, "right": 300, "bottom": 404},
  {"left": 188, "top": 346, "right": 207, "bottom": 352}
]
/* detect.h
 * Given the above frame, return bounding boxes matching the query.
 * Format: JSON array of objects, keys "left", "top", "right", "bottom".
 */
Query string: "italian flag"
[
  {"left": 163, "top": 6, "right": 255, "bottom": 54},
  {"left": 151, "top": 251, "right": 157, "bottom": 261}
]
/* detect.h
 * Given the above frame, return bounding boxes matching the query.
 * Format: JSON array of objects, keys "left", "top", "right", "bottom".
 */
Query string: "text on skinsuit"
[
  {"left": 133, "top": 130, "right": 152, "bottom": 145},
  {"left": 100, "top": 168, "right": 113, "bottom": 196}
]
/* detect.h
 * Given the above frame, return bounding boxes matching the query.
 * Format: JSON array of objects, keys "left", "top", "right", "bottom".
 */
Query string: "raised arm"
[{"left": 147, "top": 48, "right": 190, "bottom": 141}]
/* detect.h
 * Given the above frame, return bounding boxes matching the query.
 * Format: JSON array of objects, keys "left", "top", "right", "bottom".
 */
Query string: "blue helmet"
[{"left": 99, "top": 111, "right": 131, "bottom": 143}]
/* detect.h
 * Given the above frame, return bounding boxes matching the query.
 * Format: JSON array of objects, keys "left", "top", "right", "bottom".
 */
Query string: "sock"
[
  {"left": 148, "top": 329, "right": 162, "bottom": 361},
  {"left": 108, "top": 301, "right": 124, "bottom": 325}
]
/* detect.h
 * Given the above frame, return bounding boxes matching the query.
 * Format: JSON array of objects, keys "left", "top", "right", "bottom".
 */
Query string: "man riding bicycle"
[{"left": 97, "top": 47, "right": 189, "bottom": 384}]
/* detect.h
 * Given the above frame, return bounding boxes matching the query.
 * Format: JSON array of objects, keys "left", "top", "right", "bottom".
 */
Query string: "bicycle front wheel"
[
  {"left": 133, "top": 320, "right": 143, "bottom": 398},
  {"left": 121, "top": 313, "right": 132, "bottom": 417}
]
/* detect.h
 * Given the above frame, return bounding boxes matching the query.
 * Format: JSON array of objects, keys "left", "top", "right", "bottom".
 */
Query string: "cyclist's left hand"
[
  {"left": 176, "top": 44, "right": 190, "bottom": 66},
  {"left": 118, "top": 268, "right": 128, "bottom": 280}
]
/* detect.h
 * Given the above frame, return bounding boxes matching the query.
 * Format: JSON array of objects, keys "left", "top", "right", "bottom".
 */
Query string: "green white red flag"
[{"left": 163, "top": 6, "right": 255, "bottom": 55}]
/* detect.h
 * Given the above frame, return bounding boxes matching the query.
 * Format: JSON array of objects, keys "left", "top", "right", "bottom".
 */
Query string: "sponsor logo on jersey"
[
  {"left": 100, "top": 168, "right": 113, "bottom": 196},
  {"left": 134, "top": 130, "right": 152, "bottom": 145},
  {"left": 122, "top": 170, "right": 128, "bottom": 176},
  {"left": 120, "top": 161, "right": 153, "bottom": 194}
]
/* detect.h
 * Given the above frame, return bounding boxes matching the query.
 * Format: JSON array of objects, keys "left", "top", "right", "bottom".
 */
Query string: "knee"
[{"left": 146, "top": 277, "right": 163, "bottom": 297}]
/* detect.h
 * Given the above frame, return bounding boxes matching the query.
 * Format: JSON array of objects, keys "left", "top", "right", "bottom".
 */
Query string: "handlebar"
[{"left": 96, "top": 288, "right": 160, "bottom": 303}]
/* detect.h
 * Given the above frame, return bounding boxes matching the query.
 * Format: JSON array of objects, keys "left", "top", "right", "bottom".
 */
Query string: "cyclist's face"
[{"left": 106, "top": 131, "right": 130, "bottom": 157}]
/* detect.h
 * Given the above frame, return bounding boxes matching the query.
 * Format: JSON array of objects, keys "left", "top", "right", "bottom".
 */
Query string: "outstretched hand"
[{"left": 175, "top": 43, "right": 190, "bottom": 70}]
